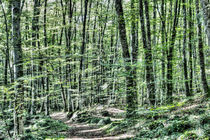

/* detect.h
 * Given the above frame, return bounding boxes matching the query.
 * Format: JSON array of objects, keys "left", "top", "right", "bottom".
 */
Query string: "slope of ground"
[
  {"left": 16, "top": 94, "right": 208, "bottom": 140},
  {"left": 105, "top": 95, "right": 210, "bottom": 140},
  {"left": 50, "top": 106, "right": 134, "bottom": 140},
  {"left": 48, "top": 94, "right": 210, "bottom": 140}
]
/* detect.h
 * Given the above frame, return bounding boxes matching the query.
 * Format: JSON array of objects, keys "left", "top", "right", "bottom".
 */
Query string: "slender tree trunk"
[
  {"left": 188, "top": 0, "right": 194, "bottom": 95},
  {"left": 31, "top": 0, "right": 41, "bottom": 115},
  {"left": 182, "top": 0, "right": 191, "bottom": 96},
  {"left": 131, "top": 0, "right": 138, "bottom": 108},
  {"left": 12, "top": 0, "right": 24, "bottom": 136},
  {"left": 161, "top": 0, "right": 166, "bottom": 104},
  {"left": 200, "top": 0, "right": 210, "bottom": 46},
  {"left": 139, "top": 0, "right": 156, "bottom": 105},
  {"left": 166, "top": 0, "right": 179, "bottom": 104},
  {"left": 79, "top": 0, "right": 88, "bottom": 93},
  {"left": 115, "top": 0, "right": 137, "bottom": 118},
  {"left": 196, "top": 0, "right": 210, "bottom": 97},
  {"left": 0, "top": 0, "right": 10, "bottom": 110},
  {"left": 43, "top": 0, "right": 49, "bottom": 116}
]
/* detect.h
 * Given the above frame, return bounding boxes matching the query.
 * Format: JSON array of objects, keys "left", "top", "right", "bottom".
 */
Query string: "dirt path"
[{"left": 50, "top": 112, "right": 134, "bottom": 140}]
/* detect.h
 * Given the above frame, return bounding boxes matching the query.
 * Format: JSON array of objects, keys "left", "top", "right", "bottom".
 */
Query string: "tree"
[
  {"left": 31, "top": 0, "right": 41, "bottom": 115},
  {"left": 12, "top": 0, "right": 24, "bottom": 136},
  {"left": 139, "top": 0, "right": 156, "bottom": 105},
  {"left": 182, "top": 0, "right": 191, "bottom": 96},
  {"left": 115, "top": 0, "right": 137, "bottom": 117},
  {"left": 0, "top": 0, "right": 10, "bottom": 110},
  {"left": 43, "top": 0, "right": 49, "bottom": 116},
  {"left": 196, "top": 0, "right": 210, "bottom": 97},
  {"left": 166, "top": 0, "right": 180, "bottom": 103},
  {"left": 188, "top": 0, "right": 194, "bottom": 95},
  {"left": 131, "top": 0, "right": 138, "bottom": 107},
  {"left": 200, "top": 0, "right": 210, "bottom": 46},
  {"left": 79, "top": 0, "right": 88, "bottom": 94}
]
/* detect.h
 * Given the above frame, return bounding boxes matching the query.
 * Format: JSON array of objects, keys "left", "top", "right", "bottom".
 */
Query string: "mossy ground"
[
  {"left": 1, "top": 95, "right": 209, "bottom": 140},
  {"left": 104, "top": 95, "right": 210, "bottom": 139},
  {"left": 22, "top": 114, "right": 70, "bottom": 140}
]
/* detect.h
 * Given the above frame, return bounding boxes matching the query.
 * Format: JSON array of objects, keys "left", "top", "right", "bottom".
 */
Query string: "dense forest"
[{"left": 0, "top": 0, "right": 209, "bottom": 139}]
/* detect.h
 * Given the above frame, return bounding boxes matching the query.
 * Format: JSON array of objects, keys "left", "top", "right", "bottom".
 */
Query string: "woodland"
[{"left": 0, "top": 0, "right": 209, "bottom": 139}]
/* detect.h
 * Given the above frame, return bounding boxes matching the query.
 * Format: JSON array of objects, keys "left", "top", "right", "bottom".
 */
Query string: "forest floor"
[
  {"left": 0, "top": 95, "right": 209, "bottom": 139},
  {"left": 50, "top": 95, "right": 210, "bottom": 140},
  {"left": 50, "top": 107, "right": 134, "bottom": 140}
]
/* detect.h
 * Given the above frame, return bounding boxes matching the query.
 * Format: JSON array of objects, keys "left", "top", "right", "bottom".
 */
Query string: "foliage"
[
  {"left": 22, "top": 115, "right": 69, "bottom": 140},
  {"left": 106, "top": 98, "right": 210, "bottom": 139}
]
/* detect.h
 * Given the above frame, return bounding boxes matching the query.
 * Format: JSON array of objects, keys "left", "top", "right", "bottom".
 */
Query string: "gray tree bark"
[
  {"left": 200, "top": 0, "right": 210, "bottom": 46},
  {"left": 115, "top": 0, "right": 138, "bottom": 118},
  {"left": 182, "top": 0, "right": 191, "bottom": 96},
  {"left": 12, "top": 0, "right": 24, "bottom": 136},
  {"left": 196, "top": 0, "right": 210, "bottom": 97},
  {"left": 139, "top": 0, "right": 156, "bottom": 105}
]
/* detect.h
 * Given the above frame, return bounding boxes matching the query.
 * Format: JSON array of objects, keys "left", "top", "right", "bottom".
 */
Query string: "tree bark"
[
  {"left": 43, "top": 0, "right": 49, "bottom": 116},
  {"left": 160, "top": 0, "right": 166, "bottom": 104},
  {"left": 196, "top": 0, "right": 210, "bottom": 97},
  {"left": 115, "top": 0, "right": 137, "bottom": 118},
  {"left": 0, "top": 0, "right": 10, "bottom": 110},
  {"left": 188, "top": 0, "right": 194, "bottom": 95},
  {"left": 131, "top": 0, "right": 138, "bottom": 103},
  {"left": 200, "top": 0, "right": 210, "bottom": 46},
  {"left": 31, "top": 0, "right": 41, "bottom": 115},
  {"left": 12, "top": 0, "right": 24, "bottom": 136},
  {"left": 79, "top": 0, "right": 88, "bottom": 94},
  {"left": 139, "top": 0, "right": 156, "bottom": 105},
  {"left": 166, "top": 0, "right": 180, "bottom": 104},
  {"left": 182, "top": 0, "right": 191, "bottom": 96}
]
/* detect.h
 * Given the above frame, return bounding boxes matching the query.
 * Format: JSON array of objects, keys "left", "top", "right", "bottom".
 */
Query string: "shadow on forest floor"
[
  {"left": 50, "top": 95, "right": 210, "bottom": 140},
  {"left": 50, "top": 107, "right": 134, "bottom": 140}
]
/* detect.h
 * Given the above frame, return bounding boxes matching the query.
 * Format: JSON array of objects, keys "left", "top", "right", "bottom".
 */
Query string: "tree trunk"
[
  {"left": 12, "top": 0, "right": 24, "bottom": 136},
  {"left": 188, "top": 0, "right": 194, "bottom": 95},
  {"left": 79, "top": 0, "right": 88, "bottom": 94},
  {"left": 0, "top": 0, "right": 10, "bottom": 110},
  {"left": 115, "top": 0, "right": 137, "bottom": 118},
  {"left": 31, "top": 0, "right": 41, "bottom": 115},
  {"left": 131, "top": 0, "right": 138, "bottom": 105},
  {"left": 200, "top": 0, "right": 210, "bottom": 46},
  {"left": 182, "top": 0, "right": 191, "bottom": 96},
  {"left": 43, "top": 0, "right": 49, "bottom": 116},
  {"left": 196, "top": 0, "right": 210, "bottom": 97},
  {"left": 139, "top": 0, "right": 156, "bottom": 105},
  {"left": 160, "top": 0, "right": 166, "bottom": 104},
  {"left": 166, "top": 0, "right": 179, "bottom": 104}
]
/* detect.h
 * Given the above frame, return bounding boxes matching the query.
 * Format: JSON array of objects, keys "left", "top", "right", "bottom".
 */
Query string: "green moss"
[
  {"left": 22, "top": 115, "right": 69, "bottom": 139},
  {"left": 166, "top": 120, "right": 192, "bottom": 135},
  {"left": 106, "top": 120, "right": 127, "bottom": 134},
  {"left": 88, "top": 117, "right": 101, "bottom": 123},
  {"left": 147, "top": 120, "right": 164, "bottom": 130},
  {"left": 98, "top": 117, "right": 111, "bottom": 125},
  {"left": 180, "top": 131, "right": 198, "bottom": 140},
  {"left": 200, "top": 114, "right": 210, "bottom": 126},
  {"left": 154, "top": 101, "right": 185, "bottom": 111}
]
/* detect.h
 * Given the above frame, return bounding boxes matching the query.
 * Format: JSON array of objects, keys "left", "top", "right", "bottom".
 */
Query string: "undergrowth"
[
  {"left": 105, "top": 96, "right": 210, "bottom": 139},
  {"left": 9, "top": 114, "right": 70, "bottom": 140}
]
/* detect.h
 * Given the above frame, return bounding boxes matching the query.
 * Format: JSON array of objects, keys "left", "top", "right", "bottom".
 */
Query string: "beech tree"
[
  {"left": 12, "top": 0, "right": 24, "bottom": 136},
  {"left": 115, "top": 0, "right": 137, "bottom": 117}
]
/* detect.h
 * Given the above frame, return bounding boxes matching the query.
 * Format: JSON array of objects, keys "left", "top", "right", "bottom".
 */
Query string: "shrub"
[
  {"left": 166, "top": 120, "right": 192, "bottom": 135},
  {"left": 180, "top": 131, "right": 198, "bottom": 140},
  {"left": 98, "top": 117, "right": 111, "bottom": 125}
]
